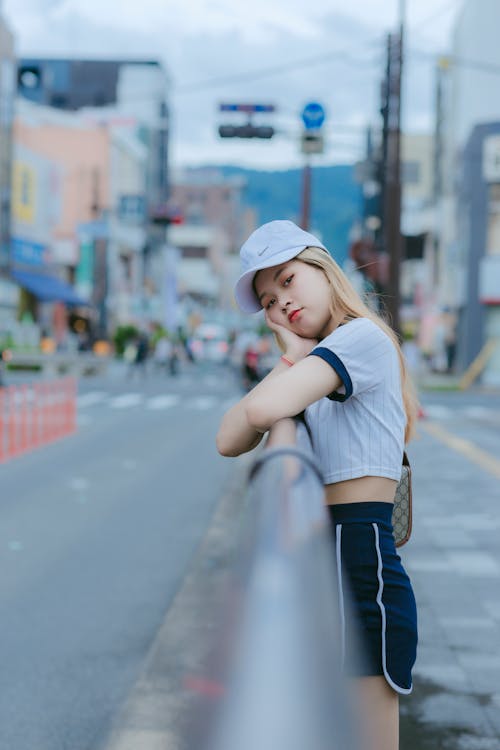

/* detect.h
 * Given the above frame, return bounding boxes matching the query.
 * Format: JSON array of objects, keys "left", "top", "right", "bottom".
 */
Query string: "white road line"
[
  {"left": 463, "top": 406, "right": 498, "bottom": 419},
  {"left": 109, "top": 393, "right": 143, "bottom": 409},
  {"left": 77, "top": 391, "right": 108, "bottom": 408},
  {"left": 146, "top": 395, "right": 180, "bottom": 410},
  {"left": 424, "top": 405, "right": 453, "bottom": 419},
  {"left": 424, "top": 404, "right": 500, "bottom": 421},
  {"left": 187, "top": 396, "right": 217, "bottom": 410}
]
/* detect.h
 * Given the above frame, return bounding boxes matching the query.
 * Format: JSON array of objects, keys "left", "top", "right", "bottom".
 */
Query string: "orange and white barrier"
[{"left": 0, "top": 377, "right": 76, "bottom": 462}]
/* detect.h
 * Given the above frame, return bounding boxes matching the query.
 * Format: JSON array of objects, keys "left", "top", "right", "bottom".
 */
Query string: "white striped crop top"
[{"left": 305, "top": 317, "right": 405, "bottom": 484}]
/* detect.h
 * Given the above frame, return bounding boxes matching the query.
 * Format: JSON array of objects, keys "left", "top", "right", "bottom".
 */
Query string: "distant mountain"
[{"left": 218, "top": 164, "right": 362, "bottom": 266}]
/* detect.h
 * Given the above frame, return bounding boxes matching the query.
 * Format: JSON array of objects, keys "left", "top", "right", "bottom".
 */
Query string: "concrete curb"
[{"left": 100, "top": 453, "right": 254, "bottom": 750}]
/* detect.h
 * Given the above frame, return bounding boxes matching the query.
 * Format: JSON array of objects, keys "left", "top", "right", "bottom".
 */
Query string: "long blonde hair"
[{"left": 279, "top": 246, "right": 419, "bottom": 443}]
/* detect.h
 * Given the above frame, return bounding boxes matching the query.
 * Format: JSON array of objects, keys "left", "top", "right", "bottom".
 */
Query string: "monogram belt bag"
[{"left": 392, "top": 452, "right": 412, "bottom": 547}]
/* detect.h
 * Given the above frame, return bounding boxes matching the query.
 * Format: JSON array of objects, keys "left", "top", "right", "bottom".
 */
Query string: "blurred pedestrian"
[
  {"left": 443, "top": 309, "right": 458, "bottom": 374},
  {"left": 242, "top": 344, "right": 260, "bottom": 391},
  {"left": 127, "top": 331, "right": 149, "bottom": 379},
  {"left": 169, "top": 342, "right": 181, "bottom": 376},
  {"left": 153, "top": 336, "right": 172, "bottom": 374},
  {"left": 217, "top": 220, "right": 419, "bottom": 750}
]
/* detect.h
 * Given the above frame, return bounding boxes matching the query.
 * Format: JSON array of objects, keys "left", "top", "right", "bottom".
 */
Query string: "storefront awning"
[{"left": 11, "top": 270, "right": 90, "bottom": 306}]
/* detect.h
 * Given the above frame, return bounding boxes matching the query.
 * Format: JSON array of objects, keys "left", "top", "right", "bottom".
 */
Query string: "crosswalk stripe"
[
  {"left": 146, "top": 395, "right": 180, "bottom": 410},
  {"left": 187, "top": 396, "right": 217, "bottom": 410},
  {"left": 463, "top": 406, "right": 495, "bottom": 419},
  {"left": 424, "top": 405, "right": 453, "bottom": 419},
  {"left": 77, "top": 391, "right": 108, "bottom": 408},
  {"left": 76, "top": 393, "right": 500, "bottom": 421},
  {"left": 424, "top": 405, "right": 500, "bottom": 421},
  {"left": 109, "top": 393, "right": 143, "bottom": 409}
]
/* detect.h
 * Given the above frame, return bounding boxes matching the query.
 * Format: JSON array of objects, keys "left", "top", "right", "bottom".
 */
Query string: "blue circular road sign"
[{"left": 301, "top": 102, "right": 326, "bottom": 130}]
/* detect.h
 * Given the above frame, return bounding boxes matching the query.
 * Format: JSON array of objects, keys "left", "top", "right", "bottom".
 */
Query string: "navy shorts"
[{"left": 327, "top": 501, "right": 418, "bottom": 694}]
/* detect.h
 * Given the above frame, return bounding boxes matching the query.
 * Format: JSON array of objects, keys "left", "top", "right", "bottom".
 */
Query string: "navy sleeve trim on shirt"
[{"left": 308, "top": 347, "right": 353, "bottom": 401}]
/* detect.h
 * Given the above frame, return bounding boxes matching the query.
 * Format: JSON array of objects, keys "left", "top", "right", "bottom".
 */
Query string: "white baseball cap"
[{"left": 234, "top": 220, "right": 327, "bottom": 313}]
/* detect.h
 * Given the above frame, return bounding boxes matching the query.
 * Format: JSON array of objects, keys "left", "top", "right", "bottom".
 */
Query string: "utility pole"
[
  {"left": 300, "top": 162, "right": 312, "bottom": 230},
  {"left": 299, "top": 102, "right": 326, "bottom": 231},
  {"left": 383, "top": 3, "right": 405, "bottom": 335}
]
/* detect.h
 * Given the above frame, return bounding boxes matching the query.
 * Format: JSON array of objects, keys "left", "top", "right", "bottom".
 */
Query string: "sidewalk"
[{"left": 401, "top": 417, "right": 500, "bottom": 748}]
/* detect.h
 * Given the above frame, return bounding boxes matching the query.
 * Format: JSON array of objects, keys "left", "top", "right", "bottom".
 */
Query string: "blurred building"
[
  {"left": 169, "top": 168, "right": 254, "bottom": 324},
  {"left": 399, "top": 134, "right": 438, "bottom": 355},
  {"left": 15, "top": 57, "right": 171, "bottom": 338},
  {"left": 17, "top": 58, "right": 169, "bottom": 207},
  {"left": 166, "top": 224, "right": 231, "bottom": 312},
  {"left": 434, "top": 0, "right": 500, "bottom": 382},
  {"left": 354, "top": 132, "right": 434, "bottom": 334},
  {"left": 13, "top": 100, "right": 149, "bottom": 341},
  {"left": 0, "top": 6, "right": 17, "bottom": 326},
  {"left": 456, "top": 123, "right": 500, "bottom": 383},
  {"left": 171, "top": 167, "right": 246, "bottom": 252}
]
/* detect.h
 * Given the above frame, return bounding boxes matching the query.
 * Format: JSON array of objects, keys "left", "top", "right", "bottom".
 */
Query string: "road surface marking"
[
  {"left": 421, "top": 421, "right": 500, "bottom": 479},
  {"left": 109, "top": 393, "right": 143, "bottom": 409},
  {"left": 463, "top": 405, "right": 494, "bottom": 419},
  {"left": 423, "top": 404, "right": 453, "bottom": 419},
  {"left": 146, "top": 395, "right": 180, "bottom": 410},
  {"left": 187, "top": 396, "right": 217, "bottom": 410},
  {"left": 423, "top": 404, "right": 500, "bottom": 421},
  {"left": 77, "top": 391, "right": 108, "bottom": 408}
]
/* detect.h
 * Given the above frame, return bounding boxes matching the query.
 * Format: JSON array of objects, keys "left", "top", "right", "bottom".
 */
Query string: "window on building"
[{"left": 487, "top": 183, "right": 500, "bottom": 255}]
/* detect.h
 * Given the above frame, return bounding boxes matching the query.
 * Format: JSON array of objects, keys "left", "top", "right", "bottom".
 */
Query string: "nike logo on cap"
[{"left": 257, "top": 244, "right": 269, "bottom": 256}]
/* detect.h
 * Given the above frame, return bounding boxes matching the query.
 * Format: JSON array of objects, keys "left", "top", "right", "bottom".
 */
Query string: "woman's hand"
[{"left": 265, "top": 314, "right": 317, "bottom": 362}]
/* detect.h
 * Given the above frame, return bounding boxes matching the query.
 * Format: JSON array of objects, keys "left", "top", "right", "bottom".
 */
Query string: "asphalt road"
[{"left": 0, "top": 362, "right": 242, "bottom": 750}]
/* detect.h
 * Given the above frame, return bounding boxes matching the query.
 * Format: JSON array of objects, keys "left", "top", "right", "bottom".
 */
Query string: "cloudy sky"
[{"left": 3, "top": 0, "right": 462, "bottom": 170}]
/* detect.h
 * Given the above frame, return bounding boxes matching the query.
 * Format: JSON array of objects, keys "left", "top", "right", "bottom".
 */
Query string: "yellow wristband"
[{"left": 280, "top": 355, "right": 294, "bottom": 367}]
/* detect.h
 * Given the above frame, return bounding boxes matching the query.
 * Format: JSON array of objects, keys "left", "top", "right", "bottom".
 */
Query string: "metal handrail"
[{"left": 208, "top": 417, "right": 363, "bottom": 750}]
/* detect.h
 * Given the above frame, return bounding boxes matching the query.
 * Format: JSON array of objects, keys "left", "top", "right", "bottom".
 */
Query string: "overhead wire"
[
  {"left": 173, "top": 0, "right": 471, "bottom": 98},
  {"left": 175, "top": 47, "right": 382, "bottom": 94},
  {"left": 409, "top": 0, "right": 461, "bottom": 34}
]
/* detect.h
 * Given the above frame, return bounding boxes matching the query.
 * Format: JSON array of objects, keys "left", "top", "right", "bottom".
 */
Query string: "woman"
[{"left": 216, "top": 220, "right": 418, "bottom": 750}]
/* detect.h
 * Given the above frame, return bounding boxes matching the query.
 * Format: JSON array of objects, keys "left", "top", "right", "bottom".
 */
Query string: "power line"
[
  {"left": 410, "top": 48, "right": 500, "bottom": 76},
  {"left": 175, "top": 44, "right": 500, "bottom": 99},
  {"left": 173, "top": 17, "right": 500, "bottom": 106},
  {"left": 175, "top": 47, "right": 382, "bottom": 94},
  {"left": 175, "top": 4, "right": 463, "bottom": 97},
  {"left": 410, "top": 0, "right": 461, "bottom": 34}
]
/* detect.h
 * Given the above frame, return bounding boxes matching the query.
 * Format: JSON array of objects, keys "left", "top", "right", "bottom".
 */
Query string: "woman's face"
[{"left": 254, "top": 259, "right": 337, "bottom": 339}]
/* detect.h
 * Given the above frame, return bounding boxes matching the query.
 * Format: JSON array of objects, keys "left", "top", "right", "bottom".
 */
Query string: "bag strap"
[{"left": 402, "top": 451, "right": 410, "bottom": 467}]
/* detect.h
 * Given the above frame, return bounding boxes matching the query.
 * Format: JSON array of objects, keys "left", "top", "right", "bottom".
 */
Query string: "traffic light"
[{"left": 218, "top": 124, "right": 275, "bottom": 139}]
